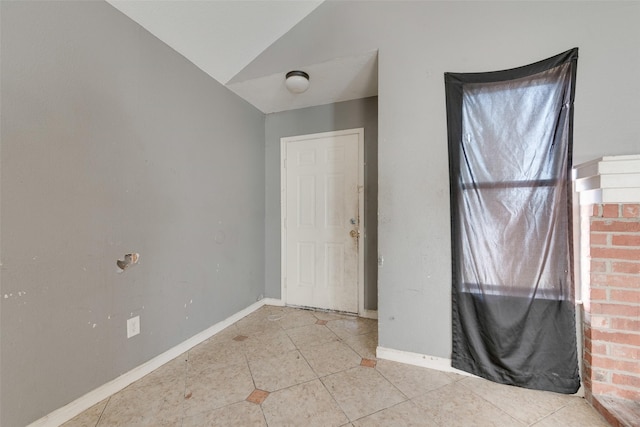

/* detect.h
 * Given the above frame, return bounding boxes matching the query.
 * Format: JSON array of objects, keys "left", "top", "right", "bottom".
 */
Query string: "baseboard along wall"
[{"left": 28, "top": 298, "right": 284, "bottom": 427}]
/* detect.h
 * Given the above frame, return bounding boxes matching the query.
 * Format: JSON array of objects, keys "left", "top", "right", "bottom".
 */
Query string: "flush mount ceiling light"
[{"left": 285, "top": 70, "right": 310, "bottom": 94}]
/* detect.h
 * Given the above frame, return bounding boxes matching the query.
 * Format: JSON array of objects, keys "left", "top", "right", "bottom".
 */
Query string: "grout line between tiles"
[
  {"left": 526, "top": 400, "right": 575, "bottom": 427},
  {"left": 93, "top": 396, "right": 110, "bottom": 427},
  {"left": 178, "top": 352, "right": 189, "bottom": 427},
  {"left": 260, "top": 405, "right": 270, "bottom": 427},
  {"left": 373, "top": 364, "right": 413, "bottom": 401},
  {"left": 349, "top": 398, "right": 412, "bottom": 425},
  {"left": 368, "top": 364, "right": 410, "bottom": 409},
  {"left": 317, "top": 374, "right": 353, "bottom": 423},
  {"left": 295, "top": 340, "right": 324, "bottom": 379}
]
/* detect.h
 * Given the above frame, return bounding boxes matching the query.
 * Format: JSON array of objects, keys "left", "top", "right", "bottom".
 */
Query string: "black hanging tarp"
[{"left": 445, "top": 49, "right": 580, "bottom": 394}]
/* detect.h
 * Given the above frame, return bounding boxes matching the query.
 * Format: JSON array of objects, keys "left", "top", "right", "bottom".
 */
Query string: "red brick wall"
[{"left": 583, "top": 203, "right": 640, "bottom": 402}]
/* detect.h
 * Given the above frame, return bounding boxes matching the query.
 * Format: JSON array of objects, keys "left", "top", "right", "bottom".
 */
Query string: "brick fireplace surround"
[{"left": 574, "top": 155, "right": 640, "bottom": 426}]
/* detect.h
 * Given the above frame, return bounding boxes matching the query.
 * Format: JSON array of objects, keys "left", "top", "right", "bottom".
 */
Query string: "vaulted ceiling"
[{"left": 107, "top": 0, "right": 378, "bottom": 113}]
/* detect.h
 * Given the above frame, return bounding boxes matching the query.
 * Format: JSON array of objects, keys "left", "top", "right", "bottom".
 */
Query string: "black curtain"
[{"left": 445, "top": 49, "right": 580, "bottom": 394}]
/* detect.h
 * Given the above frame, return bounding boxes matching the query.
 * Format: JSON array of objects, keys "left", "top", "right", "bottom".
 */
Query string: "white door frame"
[{"left": 281, "top": 128, "right": 365, "bottom": 315}]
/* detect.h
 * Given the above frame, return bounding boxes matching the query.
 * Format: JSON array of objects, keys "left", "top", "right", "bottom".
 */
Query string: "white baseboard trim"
[
  {"left": 376, "top": 346, "right": 477, "bottom": 377},
  {"left": 360, "top": 309, "right": 378, "bottom": 320},
  {"left": 28, "top": 298, "right": 279, "bottom": 427}
]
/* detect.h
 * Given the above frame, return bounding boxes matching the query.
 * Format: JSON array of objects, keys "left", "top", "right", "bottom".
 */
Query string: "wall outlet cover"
[{"left": 127, "top": 316, "right": 140, "bottom": 338}]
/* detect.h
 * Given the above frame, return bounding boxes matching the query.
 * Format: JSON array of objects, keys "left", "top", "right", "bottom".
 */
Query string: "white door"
[{"left": 282, "top": 129, "right": 364, "bottom": 313}]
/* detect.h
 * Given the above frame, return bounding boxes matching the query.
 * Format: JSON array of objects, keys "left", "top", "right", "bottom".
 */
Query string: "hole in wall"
[{"left": 117, "top": 253, "right": 140, "bottom": 272}]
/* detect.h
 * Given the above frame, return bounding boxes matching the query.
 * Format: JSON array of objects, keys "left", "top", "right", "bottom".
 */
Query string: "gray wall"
[
  {"left": 0, "top": 2, "right": 265, "bottom": 426},
  {"left": 237, "top": 1, "right": 640, "bottom": 358},
  {"left": 264, "top": 97, "right": 378, "bottom": 310}
]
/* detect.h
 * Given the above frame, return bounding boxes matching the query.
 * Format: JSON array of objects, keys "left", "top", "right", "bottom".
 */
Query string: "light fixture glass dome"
[{"left": 285, "top": 71, "right": 310, "bottom": 94}]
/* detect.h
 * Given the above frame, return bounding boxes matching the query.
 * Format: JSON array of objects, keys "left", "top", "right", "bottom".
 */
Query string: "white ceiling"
[
  {"left": 106, "top": 0, "right": 378, "bottom": 113},
  {"left": 107, "top": 0, "right": 324, "bottom": 85}
]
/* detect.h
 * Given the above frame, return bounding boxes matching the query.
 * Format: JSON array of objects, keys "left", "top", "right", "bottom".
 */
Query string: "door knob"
[{"left": 350, "top": 229, "right": 360, "bottom": 238}]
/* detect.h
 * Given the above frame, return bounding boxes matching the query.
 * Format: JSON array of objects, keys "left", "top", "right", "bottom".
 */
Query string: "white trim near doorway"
[{"left": 280, "top": 128, "right": 366, "bottom": 316}]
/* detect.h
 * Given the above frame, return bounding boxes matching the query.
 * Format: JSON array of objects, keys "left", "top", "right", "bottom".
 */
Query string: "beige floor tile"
[
  {"left": 204, "top": 324, "right": 242, "bottom": 344},
  {"left": 444, "top": 371, "right": 469, "bottom": 382},
  {"left": 327, "top": 318, "right": 377, "bottom": 339},
  {"left": 459, "top": 376, "right": 577, "bottom": 424},
  {"left": 235, "top": 311, "right": 284, "bottom": 335},
  {"left": 188, "top": 338, "right": 245, "bottom": 372},
  {"left": 145, "top": 402, "right": 184, "bottom": 426},
  {"left": 286, "top": 323, "right": 341, "bottom": 349},
  {"left": 248, "top": 349, "right": 317, "bottom": 392},
  {"left": 300, "top": 341, "right": 363, "bottom": 377},
  {"left": 64, "top": 307, "right": 610, "bottom": 427},
  {"left": 342, "top": 331, "right": 378, "bottom": 360},
  {"left": 352, "top": 400, "right": 439, "bottom": 427},
  {"left": 98, "top": 354, "right": 186, "bottom": 426},
  {"left": 262, "top": 379, "right": 349, "bottom": 427},
  {"left": 313, "top": 311, "right": 350, "bottom": 321},
  {"left": 531, "top": 399, "right": 610, "bottom": 427},
  {"left": 262, "top": 304, "right": 292, "bottom": 314},
  {"left": 184, "top": 360, "right": 254, "bottom": 416},
  {"left": 412, "top": 382, "right": 525, "bottom": 427},
  {"left": 276, "top": 309, "right": 320, "bottom": 330},
  {"left": 62, "top": 398, "right": 109, "bottom": 427},
  {"left": 97, "top": 384, "right": 183, "bottom": 426},
  {"left": 129, "top": 353, "right": 187, "bottom": 393},
  {"left": 241, "top": 329, "right": 298, "bottom": 361},
  {"left": 322, "top": 366, "right": 406, "bottom": 421},
  {"left": 375, "top": 359, "right": 455, "bottom": 399},
  {"left": 260, "top": 305, "right": 302, "bottom": 321},
  {"left": 182, "top": 401, "right": 266, "bottom": 427},
  {"left": 205, "top": 324, "right": 248, "bottom": 351}
]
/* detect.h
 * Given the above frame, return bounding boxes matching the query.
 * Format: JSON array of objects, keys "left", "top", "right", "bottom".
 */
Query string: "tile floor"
[{"left": 63, "top": 305, "right": 609, "bottom": 427}]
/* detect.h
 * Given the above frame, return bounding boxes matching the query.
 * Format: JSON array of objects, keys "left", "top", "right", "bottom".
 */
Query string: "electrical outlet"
[{"left": 127, "top": 316, "right": 140, "bottom": 338}]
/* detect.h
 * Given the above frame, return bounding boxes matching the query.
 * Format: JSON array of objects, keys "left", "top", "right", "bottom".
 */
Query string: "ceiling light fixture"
[{"left": 285, "top": 70, "right": 310, "bottom": 94}]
